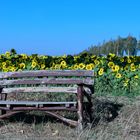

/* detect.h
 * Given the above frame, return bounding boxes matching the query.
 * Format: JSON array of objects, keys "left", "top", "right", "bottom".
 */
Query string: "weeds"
[{"left": 0, "top": 96, "right": 140, "bottom": 140}]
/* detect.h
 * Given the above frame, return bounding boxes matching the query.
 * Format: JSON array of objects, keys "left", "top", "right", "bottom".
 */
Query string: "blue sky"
[{"left": 0, "top": 0, "right": 140, "bottom": 56}]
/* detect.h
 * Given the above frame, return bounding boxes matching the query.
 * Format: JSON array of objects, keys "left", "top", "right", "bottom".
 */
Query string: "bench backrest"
[{"left": 0, "top": 70, "right": 94, "bottom": 94}]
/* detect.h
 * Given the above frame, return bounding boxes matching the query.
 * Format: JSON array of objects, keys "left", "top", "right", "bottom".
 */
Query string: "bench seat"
[{"left": 0, "top": 100, "right": 77, "bottom": 106}]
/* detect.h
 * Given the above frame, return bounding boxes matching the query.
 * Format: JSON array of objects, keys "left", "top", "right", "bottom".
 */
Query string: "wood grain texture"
[
  {"left": 0, "top": 70, "right": 94, "bottom": 78},
  {"left": 77, "top": 85, "right": 84, "bottom": 131},
  {"left": 0, "top": 100, "right": 77, "bottom": 105},
  {"left": 2, "top": 86, "right": 77, "bottom": 93},
  {"left": 0, "top": 106, "right": 77, "bottom": 111},
  {"left": 0, "top": 78, "right": 93, "bottom": 86}
]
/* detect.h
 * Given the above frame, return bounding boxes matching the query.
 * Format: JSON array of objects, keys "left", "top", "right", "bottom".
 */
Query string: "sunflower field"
[{"left": 0, "top": 51, "right": 140, "bottom": 96}]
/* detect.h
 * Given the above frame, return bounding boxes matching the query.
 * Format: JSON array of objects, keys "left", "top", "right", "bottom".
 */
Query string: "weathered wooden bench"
[{"left": 0, "top": 70, "right": 94, "bottom": 130}]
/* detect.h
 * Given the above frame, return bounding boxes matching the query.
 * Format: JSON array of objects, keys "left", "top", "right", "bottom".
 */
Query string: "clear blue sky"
[{"left": 0, "top": 0, "right": 140, "bottom": 56}]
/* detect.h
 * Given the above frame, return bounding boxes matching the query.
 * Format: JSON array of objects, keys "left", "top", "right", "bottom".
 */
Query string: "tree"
[
  {"left": 10, "top": 48, "right": 17, "bottom": 55},
  {"left": 125, "top": 35, "right": 137, "bottom": 56},
  {"left": 80, "top": 35, "right": 138, "bottom": 56}
]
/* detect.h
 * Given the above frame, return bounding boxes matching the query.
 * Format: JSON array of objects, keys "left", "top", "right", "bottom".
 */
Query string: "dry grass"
[{"left": 0, "top": 96, "right": 140, "bottom": 140}]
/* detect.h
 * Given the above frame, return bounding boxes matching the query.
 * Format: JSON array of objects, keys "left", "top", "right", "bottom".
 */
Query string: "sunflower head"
[
  {"left": 85, "top": 64, "right": 93, "bottom": 70},
  {"left": 115, "top": 73, "right": 122, "bottom": 78},
  {"left": 108, "top": 62, "right": 114, "bottom": 68},
  {"left": 78, "top": 63, "right": 85, "bottom": 69},
  {"left": 31, "top": 61, "right": 37, "bottom": 68}
]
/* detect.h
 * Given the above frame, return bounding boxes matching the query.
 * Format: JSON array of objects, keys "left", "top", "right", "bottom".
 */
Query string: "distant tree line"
[
  {"left": 81, "top": 35, "right": 140, "bottom": 56},
  {"left": 8, "top": 35, "right": 140, "bottom": 56}
]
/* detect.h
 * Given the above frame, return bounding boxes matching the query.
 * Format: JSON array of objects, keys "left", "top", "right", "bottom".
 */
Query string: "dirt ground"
[{"left": 0, "top": 96, "right": 140, "bottom": 140}]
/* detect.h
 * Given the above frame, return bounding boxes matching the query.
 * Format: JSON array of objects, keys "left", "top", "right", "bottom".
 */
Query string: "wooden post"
[
  {"left": 77, "top": 85, "right": 84, "bottom": 131},
  {"left": 83, "top": 91, "right": 93, "bottom": 123},
  {"left": 0, "top": 93, "right": 7, "bottom": 115}
]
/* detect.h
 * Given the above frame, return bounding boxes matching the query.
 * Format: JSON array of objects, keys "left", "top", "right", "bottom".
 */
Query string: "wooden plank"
[
  {"left": 0, "top": 110, "right": 78, "bottom": 127},
  {"left": 0, "top": 78, "right": 94, "bottom": 86},
  {"left": 0, "top": 111, "right": 22, "bottom": 119},
  {"left": 0, "top": 107, "right": 77, "bottom": 111},
  {"left": 77, "top": 85, "right": 84, "bottom": 131},
  {"left": 2, "top": 87, "right": 77, "bottom": 94},
  {"left": 0, "top": 70, "right": 94, "bottom": 79},
  {"left": 0, "top": 100, "right": 77, "bottom": 105},
  {"left": 45, "top": 111, "right": 78, "bottom": 126},
  {"left": 0, "top": 93, "right": 7, "bottom": 100},
  {"left": 0, "top": 92, "right": 7, "bottom": 115}
]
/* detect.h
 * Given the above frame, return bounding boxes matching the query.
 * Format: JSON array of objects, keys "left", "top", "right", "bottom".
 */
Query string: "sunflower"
[
  {"left": 124, "top": 66, "right": 129, "bottom": 71},
  {"left": 134, "top": 75, "right": 138, "bottom": 79},
  {"left": 109, "top": 53, "right": 115, "bottom": 57},
  {"left": 61, "top": 60, "right": 66, "bottom": 66},
  {"left": 115, "top": 73, "right": 122, "bottom": 78},
  {"left": 111, "top": 66, "right": 116, "bottom": 72},
  {"left": 125, "top": 79, "right": 129, "bottom": 83},
  {"left": 120, "top": 58, "right": 124, "bottom": 62},
  {"left": 78, "top": 63, "right": 85, "bottom": 69},
  {"left": 98, "top": 70, "right": 104, "bottom": 76},
  {"left": 54, "top": 64, "right": 61, "bottom": 69},
  {"left": 31, "top": 61, "right": 37, "bottom": 68},
  {"left": 2, "top": 68, "right": 8, "bottom": 72},
  {"left": 108, "top": 62, "right": 114, "bottom": 68},
  {"left": 127, "top": 58, "right": 131, "bottom": 63},
  {"left": 94, "top": 60, "right": 100, "bottom": 65},
  {"left": 21, "top": 54, "right": 28, "bottom": 59},
  {"left": 130, "top": 63, "right": 135, "bottom": 67},
  {"left": 85, "top": 64, "right": 93, "bottom": 70},
  {"left": 10, "top": 67, "right": 17, "bottom": 72},
  {"left": 123, "top": 82, "right": 128, "bottom": 87},
  {"left": 130, "top": 66, "right": 136, "bottom": 72},
  {"left": 98, "top": 68, "right": 104, "bottom": 76},
  {"left": 2, "top": 65, "right": 6, "bottom": 70},
  {"left": 41, "top": 64, "right": 46, "bottom": 69},
  {"left": 114, "top": 65, "right": 120, "bottom": 72},
  {"left": 19, "top": 63, "right": 26, "bottom": 69},
  {"left": 99, "top": 68, "right": 104, "bottom": 72},
  {"left": 60, "top": 60, "right": 67, "bottom": 69},
  {"left": 73, "top": 64, "right": 79, "bottom": 70},
  {"left": 5, "top": 51, "right": 10, "bottom": 58}
]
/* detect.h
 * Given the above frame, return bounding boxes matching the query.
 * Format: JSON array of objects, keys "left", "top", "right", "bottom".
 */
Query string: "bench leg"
[
  {"left": 0, "top": 93, "right": 7, "bottom": 115},
  {"left": 84, "top": 92, "right": 93, "bottom": 123},
  {"left": 77, "top": 85, "right": 84, "bottom": 131}
]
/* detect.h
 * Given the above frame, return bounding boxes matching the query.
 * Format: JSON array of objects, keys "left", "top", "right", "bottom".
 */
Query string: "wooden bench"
[{"left": 0, "top": 70, "right": 94, "bottom": 130}]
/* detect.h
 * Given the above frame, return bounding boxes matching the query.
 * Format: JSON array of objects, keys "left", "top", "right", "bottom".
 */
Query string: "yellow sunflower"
[
  {"left": 98, "top": 68, "right": 104, "bottom": 76},
  {"left": 5, "top": 51, "right": 10, "bottom": 58},
  {"left": 85, "top": 64, "right": 93, "bottom": 70},
  {"left": 120, "top": 58, "right": 124, "bottom": 62},
  {"left": 54, "top": 64, "right": 61, "bottom": 69},
  {"left": 134, "top": 75, "right": 138, "bottom": 79},
  {"left": 115, "top": 73, "right": 122, "bottom": 78},
  {"left": 60, "top": 60, "right": 67, "bottom": 69},
  {"left": 114, "top": 65, "right": 120, "bottom": 72},
  {"left": 73, "top": 64, "right": 79, "bottom": 70},
  {"left": 108, "top": 62, "right": 114, "bottom": 68},
  {"left": 19, "top": 63, "right": 26, "bottom": 69},
  {"left": 123, "top": 82, "right": 128, "bottom": 87},
  {"left": 2, "top": 62, "right": 6, "bottom": 67},
  {"left": 78, "top": 63, "right": 85, "bottom": 69},
  {"left": 130, "top": 66, "right": 136, "bottom": 72},
  {"left": 94, "top": 60, "right": 100, "bottom": 65},
  {"left": 41, "top": 64, "right": 46, "bottom": 69},
  {"left": 60, "top": 60, "right": 66, "bottom": 66},
  {"left": 31, "top": 61, "right": 37, "bottom": 68},
  {"left": 111, "top": 66, "right": 116, "bottom": 72},
  {"left": 127, "top": 58, "right": 131, "bottom": 63}
]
